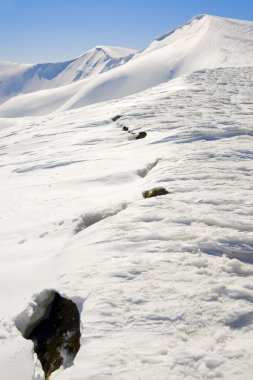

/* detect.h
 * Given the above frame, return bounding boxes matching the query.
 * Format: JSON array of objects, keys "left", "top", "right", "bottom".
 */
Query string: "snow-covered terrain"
[
  {"left": 0, "top": 13, "right": 253, "bottom": 380},
  {"left": 0, "top": 46, "right": 135, "bottom": 104},
  {"left": 0, "top": 65, "right": 253, "bottom": 379},
  {"left": 1, "top": 14, "right": 253, "bottom": 117}
]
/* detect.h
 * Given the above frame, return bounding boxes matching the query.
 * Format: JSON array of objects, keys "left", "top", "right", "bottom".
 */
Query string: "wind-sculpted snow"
[{"left": 0, "top": 67, "right": 253, "bottom": 379}]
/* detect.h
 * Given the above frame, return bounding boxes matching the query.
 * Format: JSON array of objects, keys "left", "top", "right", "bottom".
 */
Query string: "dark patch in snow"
[
  {"left": 39, "top": 232, "right": 48, "bottom": 238},
  {"left": 112, "top": 115, "right": 122, "bottom": 122},
  {"left": 135, "top": 131, "right": 147, "bottom": 140},
  {"left": 227, "top": 311, "right": 253, "bottom": 329},
  {"left": 18, "top": 239, "right": 26, "bottom": 244},
  {"left": 73, "top": 70, "right": 85, "bottom": 81},
  {"left": 143, "top": 187, "right": 170, "bottom": 198},
  {"left": 16, "top": 290, "right": 81, "bottom": 380}
]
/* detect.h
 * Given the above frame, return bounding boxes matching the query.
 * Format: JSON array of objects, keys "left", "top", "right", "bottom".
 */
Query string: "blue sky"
[{"left": 1, "top": 0, "right": 253, "bottom": 63}]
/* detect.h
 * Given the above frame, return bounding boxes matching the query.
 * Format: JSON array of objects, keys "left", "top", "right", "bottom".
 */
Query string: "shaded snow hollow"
[{"left": 0, "top": 65, "right": 252, "bottom": 379}]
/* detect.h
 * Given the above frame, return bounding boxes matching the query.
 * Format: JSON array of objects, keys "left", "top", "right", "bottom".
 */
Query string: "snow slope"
[
  {"left": 0, "top": 66, "right": 253, "bottom": 379},
  {"left": 1, "top": 14, "right": 253, "bottom": 117},
  {"left": 0, "top": 46, "right": 135, "bottom": 104}
]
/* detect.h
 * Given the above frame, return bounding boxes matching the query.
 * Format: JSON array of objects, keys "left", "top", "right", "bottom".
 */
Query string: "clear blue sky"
[{"left": 1, "top": 0, "right": 253, "bottom": 63}]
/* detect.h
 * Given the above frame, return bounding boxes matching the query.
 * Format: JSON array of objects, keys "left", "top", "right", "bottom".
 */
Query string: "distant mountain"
[
  {"left": 1, "top": 14, "right": 253, "bottom": 117},
  {"left": 0, "top": 46, "right": 136, "bottom": 103}
]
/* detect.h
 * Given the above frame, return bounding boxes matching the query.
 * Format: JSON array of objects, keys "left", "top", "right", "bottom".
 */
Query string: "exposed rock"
[
  {"left": 142, "top": 187, "right": 170, "bottom": 198},
  {"left": 19, "top": 291, "right": 81, "bottom": 380},
  {"left": 135, "top": 131, "right": 147, "bottom": 140},
  {"left": 122, "top": 126, "right": 128, "bottom": 131},
  {"left": 112, "top": 115, "right": 122, "bottom": 122}
]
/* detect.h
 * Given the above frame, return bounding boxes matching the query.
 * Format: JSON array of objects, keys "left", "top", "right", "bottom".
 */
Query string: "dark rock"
[
  {"left": 135, "top": 131, "right": 147, "bottom": 140},
  {"left": 142, "top": 187, "right": 170, "bottom": 198},
  {"left": 112, "top": 115, "right": 122, "bottom": 122},
  {"left": 122, "top": 126, "right": 128, "bottom": 131},
  {"left": 24, "top": 292, "right": 81, "bottom": 380}
]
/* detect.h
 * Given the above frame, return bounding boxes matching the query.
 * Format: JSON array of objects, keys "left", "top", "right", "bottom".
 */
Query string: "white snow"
[
  {"left": 1, "top": 15, "right": 253, "bottom": 117},
  {"left": 0, "top": 46, "right": 136, "bottom": 105},
  {"left": 0, "top": 13, "right": 253, "bottom": 380},
  {"left": 0, "top": 64, "right": 253, "bottom": 379}
]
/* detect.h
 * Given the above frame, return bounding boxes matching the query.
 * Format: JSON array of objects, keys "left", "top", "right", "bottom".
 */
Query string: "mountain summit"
[{"left": 0, "top": 46, "right": 136, "bottom": 103}]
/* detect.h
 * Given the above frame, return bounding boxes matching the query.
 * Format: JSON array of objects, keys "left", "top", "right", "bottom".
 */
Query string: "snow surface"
[
  {"left": 1, "top": 13, "right": 253, "bottom": 380},
  {"left": 1, "top": 15, "right": 253, "bottom": 117},
  {"left": 0, "top": 65, "right": 253, "bottom": 379}
]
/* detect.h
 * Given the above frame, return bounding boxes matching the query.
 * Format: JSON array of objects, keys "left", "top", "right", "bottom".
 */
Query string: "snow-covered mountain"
[
  {"left": 1, "top": 65, "right": 253, "bottom": 380},
  {"left": 0, "top": 13, "right": 253, "bottom": 380},
  {"left": 0, "top": 46, "right": 136, "bottom": 104},
  {"left": 0, "top": 14, "right": 253, "bottom": 117}
]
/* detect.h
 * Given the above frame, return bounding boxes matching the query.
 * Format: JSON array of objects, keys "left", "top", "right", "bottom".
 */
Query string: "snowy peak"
[
  {"left": 154, "top": 13, "right": 253, "bottom": 43},
  {"left": 93, "top": 45, "right": 136, "bottom": 58},
  {"left": 57, "top": 14, "right": 253, "bottom": 113},
  {"left": 0, "top": 14, "right": 253, "bottom": 117},
  {"left": 0, "top": 45, "right": 136, "bottom": 102},
  {"left": 70, "top": 45, "right": 136, "bottom": 82},
  {"left": 152, "top": 14, "right": 208, "bottom": 43},
  {"left": 143, "top": 13, "right": 253, "bottom": 61}
]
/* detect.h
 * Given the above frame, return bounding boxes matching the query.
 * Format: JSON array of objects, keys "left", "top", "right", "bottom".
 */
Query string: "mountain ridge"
[
  {"left": 0, "top": 46, "right": 136, "bottom": 103},
  {"left": 0, "top": 14, "right": 253, "bottom": 117}
]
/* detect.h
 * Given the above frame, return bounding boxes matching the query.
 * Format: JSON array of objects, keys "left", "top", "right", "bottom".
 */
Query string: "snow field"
[{"left": 0, "top": 66, "right": 252, "bottom": 379}]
